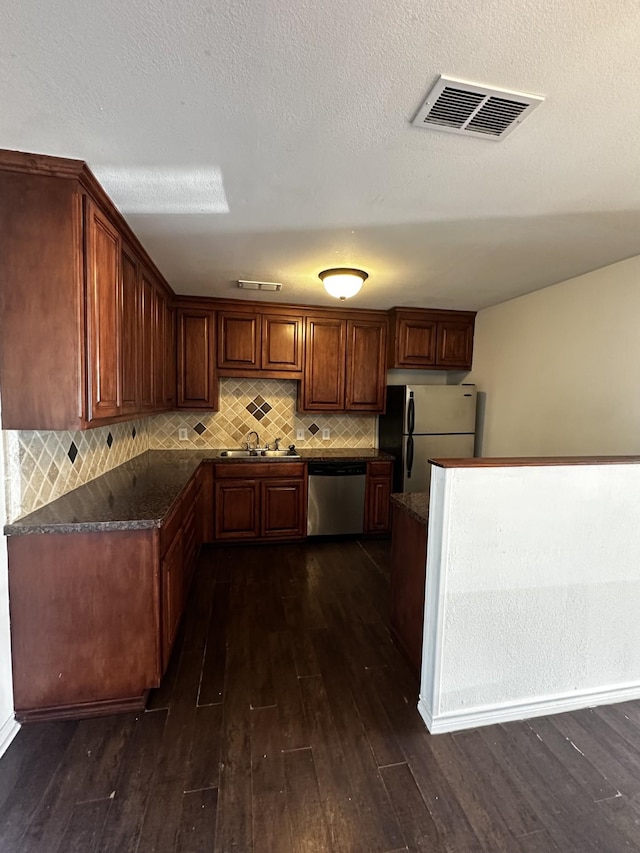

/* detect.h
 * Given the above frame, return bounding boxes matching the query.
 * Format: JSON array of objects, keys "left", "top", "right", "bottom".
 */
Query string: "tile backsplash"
[
  {"left": 4, "top": 419, "right": 150, "bottom": 522},
  {"left": 3, "top": 378, "right": 377, "bottom": 521},
  {"left": 151, "top": 378, "right": 377, "bottom": 451}
]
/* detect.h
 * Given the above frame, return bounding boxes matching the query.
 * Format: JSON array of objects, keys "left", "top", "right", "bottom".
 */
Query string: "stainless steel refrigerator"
[{"left": 378, "top": 385, "right": 477, "bottom": 494}]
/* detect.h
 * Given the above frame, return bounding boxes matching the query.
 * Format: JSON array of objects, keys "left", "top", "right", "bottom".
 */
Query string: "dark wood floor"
[{"left": 2, "top": 539, "right": 640, "bottom": 851}]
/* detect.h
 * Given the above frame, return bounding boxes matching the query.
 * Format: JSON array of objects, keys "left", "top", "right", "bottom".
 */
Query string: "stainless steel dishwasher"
[{"left": 307, "top": 460, "right": 367, "bottom": 536}]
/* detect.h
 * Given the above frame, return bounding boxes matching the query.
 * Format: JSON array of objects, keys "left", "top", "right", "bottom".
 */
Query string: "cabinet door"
[
  {"left": 177, "top": 309, "right": 217, "bottom": 409},
  {"left": 301, "top": 317, "right": 346, "bottom": 411},
  {"left": 161, "top": 528, "right": 183, "bottom": 672},
  {"left": 345, "top": 319, "right": 387, "bottom": 412},
  {"left": 436, "top": 320, "right": 474, "bottom": 369},
  {"left": 153, "top": 286, "right": 166, "bottom": 410},
  {"left": 164, "top": 302, "right": 176, "bottom": 408},
  {"left": 85, "top": 199, "right": 121, "bottom": 421},
  {"left": 261, "top": 314, "right": 303, "bottom": 373},
  {"left": 365, "top": 477, "right": 392, "bottom": 533},
  {"left": 215, "top": 481, "right": 259, "bottom": 539},
  {"left": 260, "top": 479, "right": 306, "bottom": 538},
  {"left": 396, "top": 316, "right": 437, "bottom": 367},
  {"left": 120, "top": 244, "right": 140, "bottom": 416},
  {"left": 139, "top": 270, "right": 155, "bottom": 412},
  {"left": 218, "top": 312, "right": 259, "bottom": 370}
]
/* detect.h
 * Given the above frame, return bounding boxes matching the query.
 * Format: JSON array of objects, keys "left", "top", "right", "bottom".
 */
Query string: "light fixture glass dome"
[{"left": 319, "top": 268, "right": 368, "bottom": 300}]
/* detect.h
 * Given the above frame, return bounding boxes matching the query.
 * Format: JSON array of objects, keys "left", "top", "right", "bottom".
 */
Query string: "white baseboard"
[
  {"left": 418, "top": 681, "right": 640, "bottom": 734},
  {"left": 0, "top": 714, "right": 19, "bottom": 759}
]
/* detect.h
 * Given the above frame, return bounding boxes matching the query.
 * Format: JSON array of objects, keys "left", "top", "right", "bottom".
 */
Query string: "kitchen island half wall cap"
[{"left": 3, "top": 378, "right": 376, "bottom": 521}]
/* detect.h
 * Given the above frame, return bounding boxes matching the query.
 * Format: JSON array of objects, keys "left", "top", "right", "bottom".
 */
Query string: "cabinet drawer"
[
  {"left": 214, "top": 462, "right": 305, "bottom": 480},
  {"left": 368, "top": 460, "right": 393, "bottom": 477}
]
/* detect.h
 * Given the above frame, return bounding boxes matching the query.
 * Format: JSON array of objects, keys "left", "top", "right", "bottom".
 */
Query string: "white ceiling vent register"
[{"left": 412, "top": 76, "right": 544, "bottom": 140}]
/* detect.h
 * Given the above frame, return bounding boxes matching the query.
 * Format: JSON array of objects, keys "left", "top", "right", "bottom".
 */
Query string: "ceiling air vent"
[{"left": 412, "top": 76, "right": 544, "bottom": 140}]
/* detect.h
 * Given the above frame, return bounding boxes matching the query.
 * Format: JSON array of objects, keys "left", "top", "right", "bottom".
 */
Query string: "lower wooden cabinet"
[
  {"left": 364, "top": 460, "right": 393, "bottom": 534},
  {"left": 261, "top": 480, "right": 306, "bottom": 538},
  {"left": 213, "top": 463, "right": 307, "bottom": 541},
  {"left": 161, "top": 526, "right": 184, "bottom": 672},
  {"left": 390, "top": 503, "right": 428, "bottom": 676},
  {"left": 7, "top": 464, "right": 209, "bottom": 723},
  {"left": 215, "top": 481, "right": 260, "bottom": 539}
]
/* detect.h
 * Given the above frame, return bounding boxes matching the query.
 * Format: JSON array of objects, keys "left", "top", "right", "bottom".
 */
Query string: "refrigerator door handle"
[
  {"left": 406, "top": 435, "right": 414, "bottom": 479},
  {"left": 407, "top": 395, "right": 415, "bottom": 435}
]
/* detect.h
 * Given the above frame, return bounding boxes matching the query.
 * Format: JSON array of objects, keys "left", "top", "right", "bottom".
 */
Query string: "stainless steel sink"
[{"left": 218, "top": 449, "right": 300, "bottom": 459}]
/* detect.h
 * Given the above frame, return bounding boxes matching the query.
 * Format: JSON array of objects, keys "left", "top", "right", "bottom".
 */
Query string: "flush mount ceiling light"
[{"left": 319, "top": 268, "right": 368, "bottom": 301}]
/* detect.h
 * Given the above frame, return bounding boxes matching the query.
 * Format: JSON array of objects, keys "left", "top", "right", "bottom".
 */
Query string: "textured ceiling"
[{"left": 4, "top": 1, "right": 640, "bottom": 309}]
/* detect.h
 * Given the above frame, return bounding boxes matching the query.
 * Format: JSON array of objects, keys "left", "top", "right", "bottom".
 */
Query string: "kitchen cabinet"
[
  {"left": 213, "top": 462, "right": 307, "bottom": 541},
  {"left": 390, "top": 501, "right": 428, "bottom": 677},
  {"left": 161, "top": 520, "right": 183, "bottom": 672},
  {"left": 177, "top": 307, "right": 218, "bottom": 409},
  {"left": 364, "top": 460, "right": 393, "bottom": 534},
  {"left": 345, "top": 318, "right": 387, "bottom": 412},
  {"left": 388, "top": 308, "right": 475, "bottom": 371},
  {"left": 300, "top": 313, "right": 387, "bottom": 413},
  {"left": 85, "top": 198, "right": 122, "bottom": 422},
  {"left": 7, "top": 463, "right": 208, "bottom": 722},
  {"left": 120, "top": 243, "right": 141, "bottom": 415},
  {"left": 217, "top": 308, "right": 303, "bottom": 377},
  {"left": 261, "top": 479, "right": 306, "bottom": 538},
  {"left": 0, "top": 151, "right": 175, "bottom": 430}
]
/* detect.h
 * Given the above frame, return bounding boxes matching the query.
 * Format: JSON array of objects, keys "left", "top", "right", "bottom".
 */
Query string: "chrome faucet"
[{"left": 247, "top": 430, "right": 260, "bottom": 450}]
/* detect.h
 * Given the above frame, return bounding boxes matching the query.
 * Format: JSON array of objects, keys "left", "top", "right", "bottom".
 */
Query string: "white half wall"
[
  {"left": 420, "top": 462, "right": 640, "bottom": 733},
  {"left": 0, "top": 394, "right": 19, "bottom": 756},
  {"left": 469, "top": 254, "right": 640, "bottom": 456}
]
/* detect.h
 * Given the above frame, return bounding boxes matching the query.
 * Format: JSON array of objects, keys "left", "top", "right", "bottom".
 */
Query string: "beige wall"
[{"left": 470, "top": 255, "right": 640, "bottom": 457}]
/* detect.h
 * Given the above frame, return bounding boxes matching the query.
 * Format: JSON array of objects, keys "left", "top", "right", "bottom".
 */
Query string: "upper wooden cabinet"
[
  {"left": 217, "top": 308, "right": 303, "bottom": 377},
  {"left": 0, "top": 151, "right": 175, "bottom": 430},
  {"left": 301, "top": 317, "right": 347, "bottom": 411},
  {"left": 300, "top": 313, "right": 387, "bottom": 413},
  {"left": 388, "top": 308, "right": 475, "bottom": 371},
  {"left": 176, "top": 308, "right": 218, "bottom": 409}
]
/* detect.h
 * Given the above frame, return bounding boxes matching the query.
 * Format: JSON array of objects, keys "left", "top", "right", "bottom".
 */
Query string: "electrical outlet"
[
  {"left": 178, "top": 428, "right": 188, "bottom": 441},
  {"left": 296, "top": 428, "right": 305, "bottom": 441},
  {"left": 322, "top": 428, "right": 331, "bottom": 440}
]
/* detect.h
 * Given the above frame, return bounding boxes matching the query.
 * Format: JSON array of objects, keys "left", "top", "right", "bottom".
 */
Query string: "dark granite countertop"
[
  {"left": 6, "top": 447, "right": 392, "bottom": 535},
  {"left": 391, "top": 492, "right": 430, "bottom": 525},
  {"left": 5, "top": 451, "right": 211, "bottom": 536}
]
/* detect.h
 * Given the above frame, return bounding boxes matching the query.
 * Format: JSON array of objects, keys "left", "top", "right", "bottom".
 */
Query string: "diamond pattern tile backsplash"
[
  {"left": 3, "top": 378, "right": 377, "bottom": 521},
  {"left": 4, "top": 419, "right": 150, "bottom": 521},
  {"left": 150, "top": 378, "right": 377, "bottom": 451}
]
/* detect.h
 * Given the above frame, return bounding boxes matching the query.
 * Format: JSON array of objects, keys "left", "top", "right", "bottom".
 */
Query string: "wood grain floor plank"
[
  {"left": 0, "top": 721, "right": 78, "bottom": 852},
  {"left": 299, "top": 674, "right": 366, "bottom": 852},
  {"left": 379, "top": 762, "right": 440, "bottom": 852},
  {"left": 19, "top": 715, "right": 135, "bottom": 853},
  {"left": 311, "top": 629, "right": 404, "bottom": 852},
  {"left": 284, "top": 748, "right": 333, "bottom": 853},
  {"left": 269, "top": 630, "right": 310, "bottom": 751},
  {"left": 176, "top": 788, "right": 218, "bottom": 853},
  {"left": 517, "top": 830, "right": 562, "bottom": 852},
  {"left": 94, "top": 710, "right": 168, "bottom": 853},
  {"left": 527, "top": 714, "right": 619, "bottom": 802},
  {"left": 184, "top": 703, "right": 223, "bottom": 792},
  {"left": 214, "top": 594, "right": 253, "bottom": 853},
  {"left": 55, "top": 798, "right": 111, "bottom": 853},
  {"left": 549, "top": 711, "right": 640, "bottom": 795},
  {"left": 198, "top": 581, "right": 230, "bottom": 706},
  {"left": 451, "top": 729, "right": 542, "bottom": 839},
  {"left": 251, "top": 705, "right": 294, "bottom": 853}
]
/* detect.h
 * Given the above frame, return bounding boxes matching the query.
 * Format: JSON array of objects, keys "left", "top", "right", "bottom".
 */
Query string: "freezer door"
[
  {"left": 403, "top": 433, "right": 475, "bottom": 493},
  {"left": 408, "top": 385, "right": 477, "bottom": 434}
]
